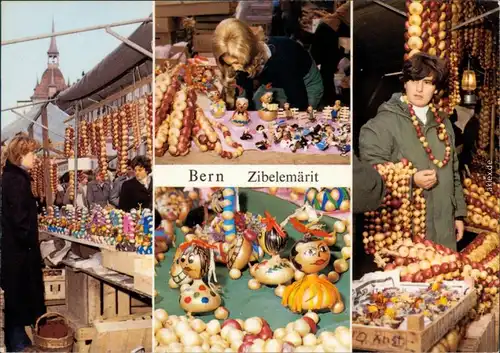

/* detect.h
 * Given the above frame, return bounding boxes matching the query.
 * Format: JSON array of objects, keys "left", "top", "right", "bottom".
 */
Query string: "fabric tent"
[
  {"left": 56, "top": 18, "right": 152, "bottom": 113},
  {"left": 1, "top": 103, "right": 71, "bottom": 144}
]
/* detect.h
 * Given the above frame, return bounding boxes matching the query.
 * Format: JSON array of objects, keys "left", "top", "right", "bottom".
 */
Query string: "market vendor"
[
  {"left": 213, "top": 18, "right": 324, "bottom": 111},
  {"left": 87, "top": 170, "right": 111, "bottom": 207},
  {"left": 1, "top": 134, "right": 46, "bottom": 352},
  {"left": 359, "top": 53, "right": 466, "bottom": 250},
  {"left": 119, "top": 155, "right": 153, "bottom": 212},
  {"left": 110, "top": 161, "right": 135, "bottom": 207}
]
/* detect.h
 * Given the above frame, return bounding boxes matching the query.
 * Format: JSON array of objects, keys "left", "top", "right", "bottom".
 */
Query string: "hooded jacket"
[{"left": 359, "top": 93, "right": 466, "bottom": 250}]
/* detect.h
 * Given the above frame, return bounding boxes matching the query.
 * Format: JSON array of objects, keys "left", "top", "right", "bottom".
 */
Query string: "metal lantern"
[{"left": 462, "top": 57, "right": 477, "bottom": 105}]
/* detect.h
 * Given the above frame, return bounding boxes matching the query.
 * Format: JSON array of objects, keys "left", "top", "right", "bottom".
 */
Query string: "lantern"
[{"left": 461, "top": 70, "right": 477, "bottom": 91}]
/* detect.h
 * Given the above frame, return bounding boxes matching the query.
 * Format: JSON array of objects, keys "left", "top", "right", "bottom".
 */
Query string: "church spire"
[{"left": 48, "top": 18, "right": 59, "bottom": 55}]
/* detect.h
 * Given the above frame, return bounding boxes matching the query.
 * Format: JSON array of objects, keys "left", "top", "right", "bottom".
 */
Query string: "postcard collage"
[{"left": 1, "top": 1, "right": 499, "bottom": 352}]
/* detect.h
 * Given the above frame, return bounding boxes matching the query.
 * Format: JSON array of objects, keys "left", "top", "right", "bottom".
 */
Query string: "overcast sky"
[{"left": 1, "top": 1, "right": 152, "bottom": 128}]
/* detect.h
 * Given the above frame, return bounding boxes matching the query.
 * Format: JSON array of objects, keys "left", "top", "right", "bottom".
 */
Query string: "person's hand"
[
  {"left": 413, "top": 169, "right": 437, "bottom": 190},
  {"left": 455, "top": 220, "right": 464, "bottom": 241},
  {"left": 341, "top": 76, "right": 350, "bottom": 89}
]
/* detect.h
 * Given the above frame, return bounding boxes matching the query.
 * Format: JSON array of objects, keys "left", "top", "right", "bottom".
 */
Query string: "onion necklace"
[{"left": 402, "top": 95, "right": 451, "bottom": 168}]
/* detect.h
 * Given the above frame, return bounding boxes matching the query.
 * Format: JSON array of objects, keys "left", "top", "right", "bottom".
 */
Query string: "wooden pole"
[
  {"left": 41, "top": 105, "right": 54, "bottom": 206},
  {"left": 28, "top": 125, "right": 34, "bottom": 138}
]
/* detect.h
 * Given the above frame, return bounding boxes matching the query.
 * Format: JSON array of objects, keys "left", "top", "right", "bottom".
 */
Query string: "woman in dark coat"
[
  {"left": 119, "top": 155, "right": 153, "bottom": 212},
  {"left": 1, "top": 134, "right": 46, "bottom": 352}
]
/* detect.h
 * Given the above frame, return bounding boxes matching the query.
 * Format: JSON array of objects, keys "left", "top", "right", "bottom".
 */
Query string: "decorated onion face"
[
  {"left": 258, "top": 228, "right": 288, "bottom": 256},
  {"left": 290, "top": 238, "right": 331, "bottom": 274},
  {"left": 180, "top": 245, "right": 209, "bottom": 280},
  {"left": 236, "top": 97, "right": 249, "bottom": 112}
]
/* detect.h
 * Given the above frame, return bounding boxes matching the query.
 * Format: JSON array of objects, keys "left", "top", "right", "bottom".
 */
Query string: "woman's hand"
[
  {"left": 413, "top": 169, "right": 437, "bottom": 189},
  {"left": 455, "top": 220, "right": 464, "bottom": 241}
]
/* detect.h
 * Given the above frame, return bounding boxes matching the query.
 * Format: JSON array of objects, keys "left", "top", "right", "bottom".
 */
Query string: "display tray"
[
  {"left": 351, "top": 282, "right": 477, "bottom": 353},
  {"left": 155, "top": 189, "right": 350, "bottom": 332},
  {"left": 201, "top": 110, "right": 349, "bottom": 156}
]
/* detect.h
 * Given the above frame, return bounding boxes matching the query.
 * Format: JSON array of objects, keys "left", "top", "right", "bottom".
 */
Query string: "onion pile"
[
  {"left": 79, "top": 120, "right": 90, "bottom": 157},
  {"left": 68, "top": 171, "right": 75, "bottom": 201},
  {"left": 477, "top": 83, "right": 494, "bottom": 150},
  {"left": 111, "top": 111, "right": 120, "bottom": 151},
  {"left": 404, "top": 1, "right": 426, "bottom": 61},
  {"left": 155, "top": 63, "right": 245, "bottom": 160},
  {"left": 448, "top": 0, "right": 463, "bottom": 110},
  {"left": 30, "top": 158, "right": 44, "bottom": 199},
  {"left": 89, "top": 119, "right": 97, "bottom": 157},
  {"left": 50, "top": 159, "right": 58, "bottom": 199},
  {"left": 95, "top": 119, "right": 108, "bottom": 178},
  {"left": 154, "top": 309, "right": 351, "bottom": 353},
  {"left": 64, "top": 126, "right": 74, "bottom": 158},
  {"left": 139, "top": 95, "right": 153, "bottom": 159},
  {"left": 131, "top": 102, "right": 141, "bottom": 150},
  {"left": 463, "top": 175, "right": 500, "bottom": 232},
  {"left": 119, "top": 105, "right": 130, "bottom": 174},
  {"left": 363, "top": 159, "right": 425, "bottom": 255},
  {"left": 428, "top": 318, "right": 469, "bottom": 353},
  {"left": 463, "top": 0, "right": 478, "bottom": 55}
]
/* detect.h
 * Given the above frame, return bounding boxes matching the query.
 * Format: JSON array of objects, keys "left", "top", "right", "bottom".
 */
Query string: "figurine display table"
[{"left": 155, "top": 189, "right": 350, "bottom": 332}]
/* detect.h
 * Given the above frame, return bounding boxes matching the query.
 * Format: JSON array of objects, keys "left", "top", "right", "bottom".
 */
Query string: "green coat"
[{"left": 359, "top": 93, "right": 466, "bottom": 250}]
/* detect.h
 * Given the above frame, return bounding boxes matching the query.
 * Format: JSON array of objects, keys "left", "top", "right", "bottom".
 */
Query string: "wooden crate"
[
  {"left": 193, "top": 31, "right": 213, "bottom": 52},
  {"left": 352, "top": 287, "right": 477, "bottom": 352},
  {"left": 89, "top": 313, "right": 152, "bottom": 353},
  {"left": 156, "top": 1, "right": 235, "bottom": 17},
  {"left": 101, "top": 251, "right": 152, "bottom": 277},
  {"left": 156, "top": 17, "right": 176, "bottom": 33},
  {"left": 459, "top": 313, "right": 496, "bottom": 352}
]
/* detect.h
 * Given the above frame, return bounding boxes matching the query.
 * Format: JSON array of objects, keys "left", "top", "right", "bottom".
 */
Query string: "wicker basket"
[{"left": 33, "top": 313, "right": 73, "bottom": 352}]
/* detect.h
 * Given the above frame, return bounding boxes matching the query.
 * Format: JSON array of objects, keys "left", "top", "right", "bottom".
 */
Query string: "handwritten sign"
[{"left": 352, "top": 325, "right": 421, "bottom": 352}]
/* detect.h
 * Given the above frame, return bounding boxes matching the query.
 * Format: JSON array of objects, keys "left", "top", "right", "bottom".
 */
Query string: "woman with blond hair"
[
  {"left": 1, "top": 134, "right": 46, "bottom": 351},
  {"left": 213, "top": 18, "right": 323, "bottom": 111}
]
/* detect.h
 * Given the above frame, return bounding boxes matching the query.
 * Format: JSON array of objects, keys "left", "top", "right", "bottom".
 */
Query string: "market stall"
[
  {"left": 153, "top": 187, "right": 352, "bottom": 352},
  {"left": 154, "top": 1, "right": 351, "bottom": 165},
  {"left": 2, "top": 14, "right": 153, "bottom": 353},
  {"left": 352, "top": 1, "right": 499, "bottom": 351}
]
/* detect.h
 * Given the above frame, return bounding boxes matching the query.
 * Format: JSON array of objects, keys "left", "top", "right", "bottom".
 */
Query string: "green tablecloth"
[{"left": 155, "top": 189, "right": 350, "bottom": 333}]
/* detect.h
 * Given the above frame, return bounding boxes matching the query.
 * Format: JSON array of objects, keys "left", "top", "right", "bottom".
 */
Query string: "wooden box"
[
  {"left": 156, "top": 1, "right": 234, "bottom": 18},
  {"left": 193, "top": 31, "right": 213, "bottom": 52},
  {"left": 89, "top": 313, "right": 152, "bottom": 353},
  {"left": 459, "top": 313, "right": 496, "bottom": 352},
  {"left": 43, "top": 268, "right": 66, "bottom": 300},
  {"left": 352, "top": 283, "right": 477, "bottom": 352},
  {"left": 102, "top": 250, "right": 151, "bottom": 277},
  {"left": 156, "top": 17, "right": 176, "bottom": 33}
]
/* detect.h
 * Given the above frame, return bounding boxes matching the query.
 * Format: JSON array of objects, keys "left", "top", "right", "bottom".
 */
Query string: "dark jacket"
[
  {"left": 359, "top": 93, "right": 466, "bottom": 250},
  {"left": 118, "top": 177, "right": 153, "bottom": 212},
  {"left": 87, "top": 180, "right": 111, "bottom": 207},
  {"left": 236, "top": 37, "right": 322, "bottom": 110},
  {"left": 1, "top": 160, "right": 46, "bottom": 326},
  {"left": 110, "top": 175, "right": 130, "bottom": 207},
  {"left": 353, "top": 154, "right": 385, "bottom": 213}
]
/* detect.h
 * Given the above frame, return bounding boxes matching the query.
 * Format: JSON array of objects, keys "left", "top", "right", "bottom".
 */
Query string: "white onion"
[
  {"left": 167, "top": 342, "right": 183, "bottom": 353},
  {"left": 231, "top": 339, "right": 243, "bottom": 351},
  {"left": 221, "top": 326, "right": 235, "bottom": 341},
  {"left": 273, "top": 328, "right": 287, "bottom": 340},
  {"left": 303, "top": 333, "right": 317, "bottom": 346},
  {"left": 335, "top": 326, "right": 351, "bottom": 348},
  {"left": 181, "top": 330, "right": 202, "bottom": 347},
  {"left": 244, "top": 317, "right": 263, "bottom": 334},
  {"left": 264, "top": 338, "right": 283, "bottom": 353},
  {"left": 191, "top": 319, "right": 206, "bottom": 333},
  {"left": 293, "top": 319, "right": 311, "bottom": 337},
  {"left": 304, "top": 312, "right": 319, "bottom": 324},
  {"left": 155, "top": 308, "right": 169, "bottom": 322},
  {"left": 206, "top": 320, "right": 221, "bottom": 335},
  {"left": 314, "top": 345, "right": 326, "bottom": 352},
  {"left": 175, "top": 321, "right": 192, "bottom": 337},
  {"left": 210, "top": 345, "right": 226, "bottom": 352},
  {"left": 286, "top": 322, "right": 295, "bottom": 333},
  {"left": 228, "top": 329, "right": 244, "bottom": 343},
  {"left": 201, "top": 342, "right": 210, "bottom": 352},
  {"left": 295, "top": 346, "right": 310, "bottom": 352},
  {"left": 284, "top": 331, "right": 302, "bottom": 346},
  {"left": 185, "top": 346, "right": 203, "bottom": 353},
  {"left": 154, "top": 318, "right": 163, "bottom": 334},
  {"left": 156, "top": 328, "right": 177, "bottom": 345},
  {"left": 250, "top": 339, "right": 265, "bottom": 353},
  {"left": 155, "top": 345, "right": 169, "bottom": 353}
]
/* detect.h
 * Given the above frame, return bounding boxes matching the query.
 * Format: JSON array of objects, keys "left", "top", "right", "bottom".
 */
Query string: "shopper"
[
  {"left": 310, "top": 2, "right": 350, "bottom": 106},
  {"left": 359, "top": 53, "right": 466, "bottom": 250},
  {"left": 352, "top": 155, "right": 385, "bottom": 214},
  {"left": 64, "top": 172, "right": 90, "bottom": 208},
  {"left": 54, "top": 172, "right": 69, "bottom": 208},
  {"left": 110, "top": 161, "right": 135, "bottom": 207},
  {"left": 87, "top": 170, "right": 111, "bottom": 207},
  {"left": 119, "top": 155, "right": 153, "bottom": 212},
  {"left": 213, "top": 18, "right": 323, "bottom": 111},
  {"left": 1, "top": 134, "right": 46, "bottom": 352}
]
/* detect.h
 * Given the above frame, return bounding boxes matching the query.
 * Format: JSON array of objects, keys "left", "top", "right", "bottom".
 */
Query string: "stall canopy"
[
  {"left": 56, "top": 17, "right": 152, "bottom": 113},
  {"left": 1, "top": 103, "right": 71, "bottom": 144}
]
